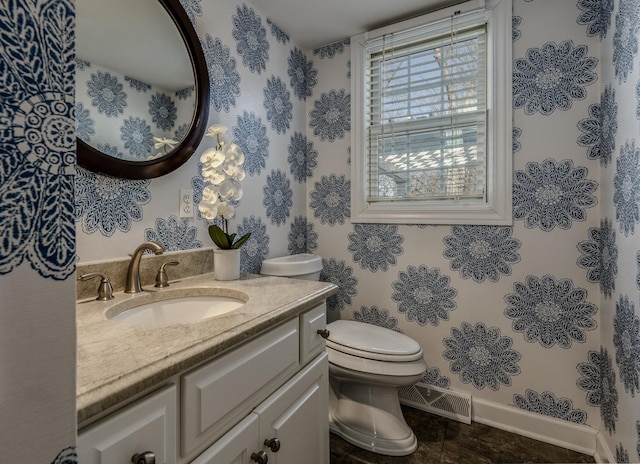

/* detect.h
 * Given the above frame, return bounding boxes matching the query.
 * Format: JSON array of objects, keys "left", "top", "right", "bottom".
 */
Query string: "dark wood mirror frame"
[{"left": 76, "top": 0, "right": 210, "bottom": 179}]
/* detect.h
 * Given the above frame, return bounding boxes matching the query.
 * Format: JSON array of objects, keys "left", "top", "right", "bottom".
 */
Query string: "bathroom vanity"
[{"left": 76, "top": 272, "right": 336, "bottom": 464}]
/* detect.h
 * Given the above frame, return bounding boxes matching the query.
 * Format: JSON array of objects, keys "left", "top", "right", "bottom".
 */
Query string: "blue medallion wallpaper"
[
  {"left": 75, "top": 60, "right": 195, "bottom": 161},
  {"left": 3, "top": 0, "right": 640, "bottom": 460},
  {"left": 0, "top": 0, "right": 77, "bottom": 462},
  {"left": 309, "top": 2, "right": 640, "bottom": 460}
]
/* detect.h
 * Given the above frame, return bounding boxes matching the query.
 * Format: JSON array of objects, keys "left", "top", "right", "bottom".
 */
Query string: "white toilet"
[
  {"left": 325, "top": 320, "right": 426, "bottom": 456},
  {"left": 261, "top": 254, "right": 427, "bottom": 456},
  {"left": 260, "top": 253, "right": 323, "bottom": 280}
]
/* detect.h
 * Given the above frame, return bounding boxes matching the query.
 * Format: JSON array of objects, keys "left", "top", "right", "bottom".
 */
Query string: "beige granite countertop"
[{"left": 77, "top": 272, "right": 337, "bottom": 424}]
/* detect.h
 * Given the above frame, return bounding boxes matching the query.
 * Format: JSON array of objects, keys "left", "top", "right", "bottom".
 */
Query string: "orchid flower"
[
  {"left": 153, "top": 136, "right": 178, "bottom": 152},
  {"left": 198, "top": 123, "right": 250, "bottom": 250}
]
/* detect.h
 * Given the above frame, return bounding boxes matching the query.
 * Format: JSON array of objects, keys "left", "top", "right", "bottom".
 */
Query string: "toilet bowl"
[
  {"left": 325, "top": 320, "right": 426, "bottom": 456},
  {"left": 260, "top": 254, "right": 426, "bottom": 456}
]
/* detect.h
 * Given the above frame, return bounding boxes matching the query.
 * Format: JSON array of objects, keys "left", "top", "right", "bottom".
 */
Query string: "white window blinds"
[{"left": 366, "top": 21, "right": 487, "bottom": 202}]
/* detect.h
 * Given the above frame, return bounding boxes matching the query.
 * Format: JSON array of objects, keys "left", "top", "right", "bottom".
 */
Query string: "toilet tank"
[{"left": 260, "top": 254, "right": 323, "bottom": 281}]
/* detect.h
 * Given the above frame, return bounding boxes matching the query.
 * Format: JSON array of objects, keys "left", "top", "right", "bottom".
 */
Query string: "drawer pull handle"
[
  {"left": 251, "top": 450, "right": 268, "bottom": 463},
  {"left": 264, "top": 437, "right": 281, "bottom": 452},
  {"left": 317, "top": 329, "right": 330, "bottom": 339},
  {"left": 131, "top": 451, "right": 155, "bottom": 464}
]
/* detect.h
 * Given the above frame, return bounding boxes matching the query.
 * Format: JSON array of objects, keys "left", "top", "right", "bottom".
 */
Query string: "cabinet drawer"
[
  {"left": 78, "top": 385, "right": 177, "bottom": 464},
  {"left": 181, "top": 318, "right": 299, "bottom": 456},
  {"left": 300, "top": 303, "right": 326, "bottom": 366}
]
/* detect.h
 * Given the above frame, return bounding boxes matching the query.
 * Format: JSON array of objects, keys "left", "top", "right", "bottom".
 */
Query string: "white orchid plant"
[
  {"left": 198, "top": 125, "right": 251, "bottom": 250},
  {"left": 151, "top": 136, "right": 178, "bottom": 159}
]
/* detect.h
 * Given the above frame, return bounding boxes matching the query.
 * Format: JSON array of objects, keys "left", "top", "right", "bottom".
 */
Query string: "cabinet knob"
[
  {"left": 316, "top": 329, "right": 330, "bottom": 339},
  {"left": 264, "top": 437, "right": 281, "bottom": 452},
  {"left": 251, "top": 450, "right": 268, "bottom": 463},
  {"left": 131, "top": 451, "right": 155, "bottom": 464}
]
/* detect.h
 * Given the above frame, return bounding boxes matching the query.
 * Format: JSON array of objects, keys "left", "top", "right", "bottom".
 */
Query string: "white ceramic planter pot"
[{"left": 213, "top": 248, "right": 241, "bottom": 280}]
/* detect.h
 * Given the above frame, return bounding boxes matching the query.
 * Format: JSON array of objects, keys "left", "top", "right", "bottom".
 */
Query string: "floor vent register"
[{"left": 398, "top": 382, "right": 472, "bottom": 424}]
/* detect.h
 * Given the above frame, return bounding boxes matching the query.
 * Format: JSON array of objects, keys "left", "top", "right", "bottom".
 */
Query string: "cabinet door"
[
  {"left": 182, "top": 318, "right": 299, "bottom": 455},
  {"left": 78, "top": 385, "right": 176, "bottom": 464},
  {"left": 191, "top": 413, "right": 261, "bottom": 464},
  {"left": 254, "top": 353, "right": 329, "bottom": 464}
]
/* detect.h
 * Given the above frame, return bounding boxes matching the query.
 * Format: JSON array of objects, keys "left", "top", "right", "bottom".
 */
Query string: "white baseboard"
[
  {"left": 471, "top": 397, "right": 603, "bottom": 459},
  {"left": 594, "top": 431, "right": 615, "bottom": 464}
]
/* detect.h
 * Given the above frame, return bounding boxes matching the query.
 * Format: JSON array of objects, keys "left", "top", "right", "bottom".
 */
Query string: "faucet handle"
[
  {"left": 79, "top": 272, "right": 114, "bottom": 301},
  {"left": 155, "top": 261, "right": 179, "bottom": 288}
]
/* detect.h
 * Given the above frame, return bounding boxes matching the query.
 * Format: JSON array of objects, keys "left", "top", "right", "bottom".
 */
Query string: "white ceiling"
[
  {"left": 250, "top": 0, "right": 465, "bottom": 50},
  {"left": 75, "top": 0, "right": 465, "bottom": 91}
]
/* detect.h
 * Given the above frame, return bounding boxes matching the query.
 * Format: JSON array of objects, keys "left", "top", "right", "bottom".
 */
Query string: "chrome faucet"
[{"left": 125, "top": 241, "right": 164, "bottom": 293}]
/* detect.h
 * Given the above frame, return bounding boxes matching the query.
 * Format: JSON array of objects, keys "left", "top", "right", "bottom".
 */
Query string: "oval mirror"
[{"left": 76, "top": 0, "right": 209, "bottom": 179}]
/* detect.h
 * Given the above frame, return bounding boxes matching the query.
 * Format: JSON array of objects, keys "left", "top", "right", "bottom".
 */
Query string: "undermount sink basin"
[{"left": 107, "top": 290, "right": 247, "bottom": 327}]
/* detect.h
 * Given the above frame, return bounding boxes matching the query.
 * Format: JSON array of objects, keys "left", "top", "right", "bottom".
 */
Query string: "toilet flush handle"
[{"left": 317, "top": 329, "right": 330, "bottom": 339}]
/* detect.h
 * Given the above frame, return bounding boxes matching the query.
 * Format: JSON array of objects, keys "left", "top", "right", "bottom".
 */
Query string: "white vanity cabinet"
[
  {"left": 253, "top": 353, "right": 328, "bottom": 464},
  {"left": 77, "top": 385, "right": 177, "bottom": 464},
  {"left": 192, "top": 353, "right": 328, "bottom": 464},
  {"left": 78, "top": 303, "right": 329, "bottom": 464},
  {"left": 181, "top": 318, "right": 301, "bottom": 456}
]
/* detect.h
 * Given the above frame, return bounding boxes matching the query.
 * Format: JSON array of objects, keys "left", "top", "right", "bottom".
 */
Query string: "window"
[{"left": 351, "top": 0, "right": 512, "bottom": 224}]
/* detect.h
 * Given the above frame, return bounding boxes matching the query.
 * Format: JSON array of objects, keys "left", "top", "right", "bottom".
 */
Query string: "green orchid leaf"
[
  {"left": 231, "top": 232, "right": 251, "bottom": 249},
  {"left": 208, "top": 225, "right": 250, "bottom": 250},
  {"left": 208, "top": 225, "right": 231, "bottom": 249}
]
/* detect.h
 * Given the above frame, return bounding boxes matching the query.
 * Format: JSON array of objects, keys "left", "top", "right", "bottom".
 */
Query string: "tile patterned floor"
[{"left": 330, "top": 406, "right": 596, "bottom": 464}]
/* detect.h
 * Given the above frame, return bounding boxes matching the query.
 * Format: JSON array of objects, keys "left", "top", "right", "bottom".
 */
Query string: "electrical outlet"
[{"left": 179, "top": 189, "right": 194, "bottom": 218}]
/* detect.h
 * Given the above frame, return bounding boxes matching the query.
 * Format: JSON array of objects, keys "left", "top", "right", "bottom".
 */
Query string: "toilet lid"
[{"left": 326, "top": 320, "right": 423, "bottom": 362}]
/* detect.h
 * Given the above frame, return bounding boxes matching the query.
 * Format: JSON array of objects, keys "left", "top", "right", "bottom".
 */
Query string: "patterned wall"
[
  {"left": 308, "top": 0, "right": 638, "bottom": 460},
  {"left": 73, "top": 0, "right": 640, "bottom": 460},
  {"left": 75, "top": 59, "right": 195, "bottom": 161},
  {"left": 75, "top": 0, "right": 310, "bottom": 263},
  {"left": 0, "top": 0, "right": 77, "bottom": 462},
  {"left": 598, "top": 0, "right": 640, "bottom": 460}
]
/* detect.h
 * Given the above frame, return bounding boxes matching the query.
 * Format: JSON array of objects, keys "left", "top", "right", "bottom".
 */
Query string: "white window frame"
[{"left": 351, "top": 0, "right": 512, "bottom": 225}]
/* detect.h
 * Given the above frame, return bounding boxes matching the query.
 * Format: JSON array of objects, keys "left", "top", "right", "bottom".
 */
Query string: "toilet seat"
[
  {"left": 325, "top": 321, "right": 426, "bottom": 378},
  {"left": 326, "top": 320, "right": 423, "bottom": 362},
  {"left": 327, "top": 349, "right": 427, "bottom": 378}
]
